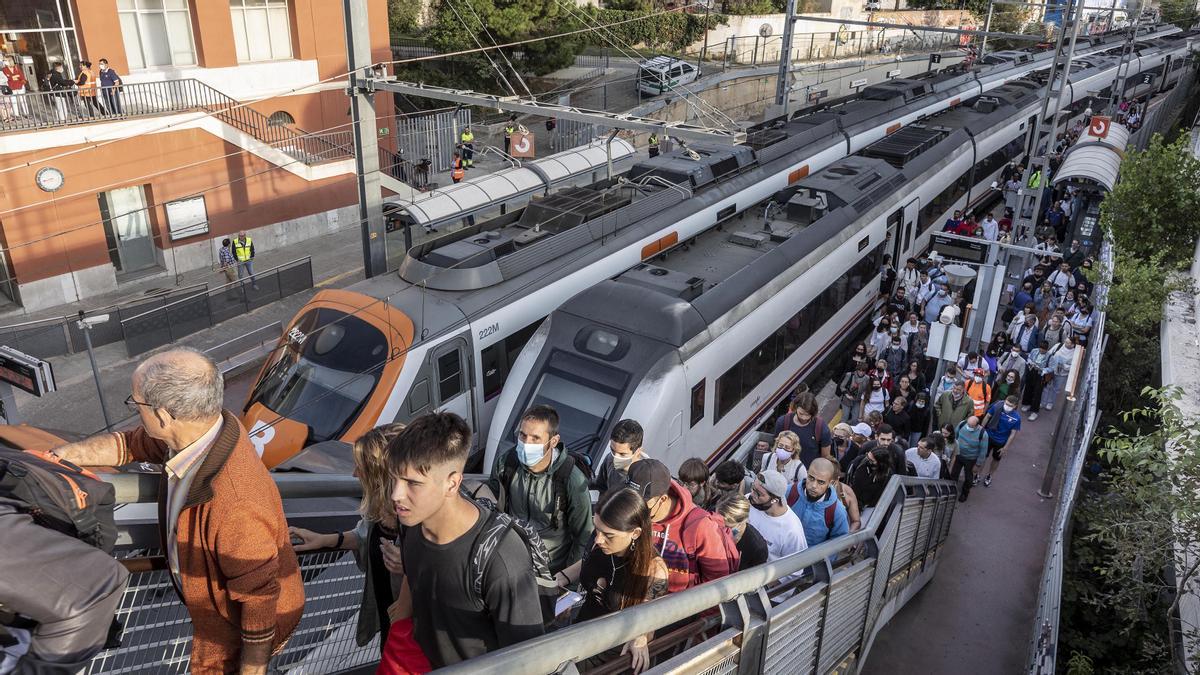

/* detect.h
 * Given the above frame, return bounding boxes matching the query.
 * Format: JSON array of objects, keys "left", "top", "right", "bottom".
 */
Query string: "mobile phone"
[{"left": 290, "top": 533, "right": 305, "bottom": 546}]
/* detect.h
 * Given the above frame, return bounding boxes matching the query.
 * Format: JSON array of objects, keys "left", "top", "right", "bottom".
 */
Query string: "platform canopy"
[{"left": 1052, "top": 119, "right": 1131, "bottom": 192}]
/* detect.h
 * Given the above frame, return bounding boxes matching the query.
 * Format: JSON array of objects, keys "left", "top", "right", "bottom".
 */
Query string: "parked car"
[{"left": 636, "top": 56, "right": 700, "bottom": 96}]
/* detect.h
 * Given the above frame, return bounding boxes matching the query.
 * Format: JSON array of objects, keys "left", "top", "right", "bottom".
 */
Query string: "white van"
[{"left": 636, "top": 56, "right": 700, "bottom": 96}]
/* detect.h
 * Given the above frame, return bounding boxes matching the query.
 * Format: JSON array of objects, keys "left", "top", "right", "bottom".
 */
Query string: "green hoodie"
[{"left": 492, "top": 447, "right": 594, "bottom": 574}]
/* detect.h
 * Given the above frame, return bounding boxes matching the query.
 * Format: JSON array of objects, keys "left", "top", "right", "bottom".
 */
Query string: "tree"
[
  {"left": 1062, "top": 388, "right": 1200, "bottom": 672},
  {"left": 1100, "top": 134, "right": 1200, "bottom": 269},
  {"left": 1159, "top": 0, "right": 1200, "bottom": 28}
]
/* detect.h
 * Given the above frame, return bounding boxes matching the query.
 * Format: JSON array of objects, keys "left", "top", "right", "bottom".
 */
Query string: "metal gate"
[
  {"left": 553, "top": 117, "right": 606, "bottom": 154},
  {"left": 393, "top": 108, "right": 471, "bottom": 173}
]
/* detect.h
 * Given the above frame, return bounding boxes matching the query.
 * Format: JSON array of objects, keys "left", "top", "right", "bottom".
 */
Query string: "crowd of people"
[
  {"left": 2, "top": 206, "right": 1098, "bottom": 673},
  {"left": 1, "top": 56, "right": 124, "bottom": 125}
]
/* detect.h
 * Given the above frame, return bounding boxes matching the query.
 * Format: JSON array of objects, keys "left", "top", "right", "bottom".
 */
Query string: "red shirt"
[{"left": 2, "top": 66, "right": 27, "bottom": 91}]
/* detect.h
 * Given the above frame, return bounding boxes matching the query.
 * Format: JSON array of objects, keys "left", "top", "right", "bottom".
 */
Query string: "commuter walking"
[
  {"left": 491, "top": 405, "right": 593, "bottom": 578},
  {"left": 53, "top": 348, "right": 305, "bottom": 673},
  {"left": 716, "top": 495, "right": 769, "bottom": 570},
  {"left": 572, "top": 488, "right": 668, "bottom": 674},
  {"left": 627, "top": 460, "right": 738, "bottom": 592},
  {"left": 678, "top": 458, "right": 712, "bottom": 508},
  {"left": 845, "top": 446, "right": 894, "bottom": 515},
  {"left": 1022, "top": 340, "right": 1052, "bottom": 421},
  {"left": 952, "top": 416, "right": 987, "bottom": 501},
  {"left": 708, "top": 460, "right": 751, "bottom": 510},
  {"left": 906, "top": 392, "right": 931, "bottom": 448},
  {"left": 759, "top": 430, "right": 808, "bottom": 489},
  {"left": 1042, "top": 336, "right": 1078, "bottom": 410},
  {"left": 980, "top": 395, "right": 1022, "bottom": 488},
  {"left": 388, "top": 412, "right": 544, "bottom": 667},
  {"left": 2, "top": 55, "right": 29, "bottom": 118},
  {"left": 47, "top": 62, "right": 74, "bottom": 121},
  {"left": 232, "top": 231, "right": 258, "bottom": 290},
  {"left": 747, "top": 471, "right": 808, "bottom": 566},
  {"left": 772, "top": 392, "right": 832, "bottom": 466},
  {"left": 288, "top": 424, "right": 409, "bottom": 654},
  {"left": 458, "top": 126, "right": 474, "bottom": 168},
  {"left": 97, "top": 59, "right": 122, "bottom": 115},
  {"left": 964, "top": 368, "right": 992, "bottom": 417},
  {"left": 792, "top": 458, "right": 850, "bottom": 547},
  {"left": 217, "top": 238, "right": 238, "bottom": 284},
  {"left": 75, "top": 60, "right": 102, "bottom": 118},
  {"left": 594, "top": 418, "right": 649, "bottom": 493},
  {"left": 905, "top": 436, "right": 946, "bottom": 479}
]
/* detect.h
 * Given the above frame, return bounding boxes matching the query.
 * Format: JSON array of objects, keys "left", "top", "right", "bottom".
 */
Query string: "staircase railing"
[{"left": 0, "top": 78, "right": 353, "bottom": 165}]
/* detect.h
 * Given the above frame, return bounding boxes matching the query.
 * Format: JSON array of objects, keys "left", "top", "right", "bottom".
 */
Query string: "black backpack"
[
  {"left": 466, "top": 492, "right": 560, "bottom": 624},
  {"left": 497, "top": 447, "right": 592, "bottom": 531},
  {"left": 0, "top": 447, "right": 117, "bottom": 554}
]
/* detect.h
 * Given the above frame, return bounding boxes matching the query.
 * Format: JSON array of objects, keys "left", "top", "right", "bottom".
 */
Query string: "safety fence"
[
  {"left": 391, "top": 108, "right": 473, "bottom": 175},
  {"left": 0, "top": 258, "right": 312, "bottom": 361},
  {"left": 685, "top": 28, "right": 961, "bottom": 69},
  {"left": 1025, "top": 240, "right": 1111, "bottom": 674},
  {"left": 90, "top": 471, "right": 957, "bottom": 674}
]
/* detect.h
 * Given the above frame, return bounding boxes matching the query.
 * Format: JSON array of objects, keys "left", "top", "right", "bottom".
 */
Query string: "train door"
[
  {"left": 902, "top": 198, "right": 920, "bottom": 257},
  {"left": 431, "top": 337, "right": 476, "bottom": 435},
  {"left": 886, "top": 208, "right": 903, "bottom": 265}
]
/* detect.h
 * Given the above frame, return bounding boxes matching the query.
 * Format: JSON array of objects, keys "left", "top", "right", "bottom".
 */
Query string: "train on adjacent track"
[{"left": 238, "top": 25, "right": 1196, "bottom": 470}]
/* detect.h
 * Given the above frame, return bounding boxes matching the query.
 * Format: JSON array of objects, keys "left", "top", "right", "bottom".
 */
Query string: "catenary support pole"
[{"left": 343, "top": 0, "right": 388, "bottom": 277}]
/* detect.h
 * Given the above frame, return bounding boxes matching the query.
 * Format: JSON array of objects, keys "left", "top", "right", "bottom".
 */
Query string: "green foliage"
[
  {"left": 591, "top": 8, "right": 727, "bottom": 52},
  {"left": 1159, "top": 0, "right": 1199, "bottom": 28},
  {"left": 389, "top": 0, "right": 424, "bottom": 34},
  {"left": 1100, "top": 134, "right": 1200, "bottom": 270},
  {"left": 1061, "top": 388, "right": 1200, "bottom": 672},
  {"left": 720, "top": 0, "right": 785, "bottom": 15}
]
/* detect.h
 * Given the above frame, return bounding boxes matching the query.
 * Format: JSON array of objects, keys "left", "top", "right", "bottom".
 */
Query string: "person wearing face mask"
[
  {"left": 979, "top": 396, "right": 1022, "bottom": 487},
  {"left": 861, "top": 377, "right": 890, "bottom": 421},
  {"left": 746, "top": 471, "right": 808, "bottom": 568},
  {"left": 830, "top": 422, "right": 861, "bottom": 472},
  {"left": 759, "top": 430, "right": 809, "bottom": 489},
  {"left": 958, "top": 351, "right": 991, "bottom": 380},
  {"left": 998, "top": 344, "right": 1029, "bottom": 379},
  {"left": 716, "top": 495, "right": 768, "bottom": 571},
  {"left": 1011, "top": 313, "right": 1040, "bottom": 356},
  {"left": 907, "top": 392, "right": 931, "bottom": 448},
  {"left": 923, "top": 285, "right": 952, "bottom": 324},
  {"left": 846, "top": 447, "right": 894, "bottom": 515},
  {"left": 594, "top": 419, "right": 648, "bottom": 493},
  {"left": 868, "top": 317, "right": 892, "bottom": 357},
  {"left": 952, "top": 416, "right": 988, "bottom": 500},
  {"left": 1042, "top": 337, "right": 1078, "bottom": 411},
  {"left": 838, "top": 361, "right": 870, "bottom": 425},
  {"left": 1072, "top": 303, "right": 1095, "bottom": 346},
  {"left": 963, "top": 368, "right": 992, "bottom": 417},
  {"left": 97, "top": 58, "right": 123, "bottom": 115},
  {"left": 791, "top": 458, "right": 850, "bottom": 547},
  {"left": 2, "top": 55, "right": 29, "bottom": 118},
  {"left": 899, "top": 257, "right": 921, "bottom": 299},
  {"left": 881, "top": 335, "right": 908, "bottom": 379},
  {"left": 846, "top": 342, "right": 870, "bottom": 373},
  {"left": 1022, "top": 340, "right": 1053, "bottom": 421},
  {"left": 491, "top": 405, "right": 594, "bottom": 580},
  {"left": 627, "top": 460, "right": 738, "bottom": 592},
  {"left": 772, "top": 392, "right": 832, "bottom": 466}
]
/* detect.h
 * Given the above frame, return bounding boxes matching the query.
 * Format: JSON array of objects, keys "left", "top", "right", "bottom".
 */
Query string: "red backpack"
[
  {"left": 786, "top": 482, "right": 840, "bottom": 532},
  {"left": 682, "top": 505, "right": 740, "bottom": 575}
]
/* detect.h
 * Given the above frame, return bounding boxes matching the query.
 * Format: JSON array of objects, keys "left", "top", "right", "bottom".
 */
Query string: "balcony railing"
[{"left": 0, "top": 79, "right": 352, "bottom": 165}]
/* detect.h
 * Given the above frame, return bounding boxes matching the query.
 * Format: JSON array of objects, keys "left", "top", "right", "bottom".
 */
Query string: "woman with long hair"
[
  {"left": 715, "top": 494, "right": 768, "bottom": 570},
  {"left": 759, "top": 430, "right": 808, "bottom": 487},
  {"left": 289, "top": 424, "right": 414, "bottom": 654},
  {"left": 575, "top": 488, "right": 669, "bottom": 673}
]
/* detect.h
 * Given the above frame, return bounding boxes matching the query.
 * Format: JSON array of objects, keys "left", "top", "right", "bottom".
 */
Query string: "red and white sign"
[
  {"left": 1089, "top": 115, "right": 1111, "bottom": 139},
  {"left": 510, "top": 132, "right": 535, "bottom": 158}
]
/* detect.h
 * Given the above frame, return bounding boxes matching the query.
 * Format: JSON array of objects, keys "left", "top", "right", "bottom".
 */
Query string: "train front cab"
[{"left": 240, "top": 289, "right": 413, "bottom": 468}]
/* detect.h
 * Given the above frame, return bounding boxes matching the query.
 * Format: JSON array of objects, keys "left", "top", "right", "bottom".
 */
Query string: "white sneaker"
[
  {"left": 1029, "top": 412, "right": 1039, "bottom": 421},
  {"left": 1020, "top": 405, "right": 1030, "bottom": 412},
  {"left": 1044, "top": 403, "right": 1053, "bottom": 411}
]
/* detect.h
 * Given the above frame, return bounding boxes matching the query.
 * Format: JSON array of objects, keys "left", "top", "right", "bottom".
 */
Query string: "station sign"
[
  {"left": 0, "top": 346, "right": 56, "bottom": 397},
  {"left": 930, "top": 233, "right": 989, "bottom": 264},
  {"left": 510, "top": 132, "right": 536, "bottom": 158}
]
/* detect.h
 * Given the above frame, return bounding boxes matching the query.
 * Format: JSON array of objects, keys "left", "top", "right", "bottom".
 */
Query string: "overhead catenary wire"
[
  {"left": 443, "top": 0, "right": 521, "bottom": 97},
  {"left": 0, "top": 4, "right": 705, "bottom": 177}
]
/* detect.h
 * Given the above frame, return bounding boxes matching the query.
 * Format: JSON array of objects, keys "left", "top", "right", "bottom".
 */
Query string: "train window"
[
  {"left": 481, "top": 320, "right": 543, "bottom": 402},
  {"left": 690, "top": 380, "right": 705, "bottom": 427},
  {"left": 409, "top": 379, "right": 430, "bottom": 413},
  {"left": 530, "top": 351, "right": 626, "bottom": 453},
  {"left": 436, "top": 349, "right": 464, "bottom": 402},
  {"left": 715, "top": 361, "right": 742, "bottom": 422}
]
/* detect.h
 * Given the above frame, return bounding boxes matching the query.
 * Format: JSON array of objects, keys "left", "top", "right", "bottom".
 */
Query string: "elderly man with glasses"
[{"left": 54, "top": 347, "right": 304, "bottom": 674}]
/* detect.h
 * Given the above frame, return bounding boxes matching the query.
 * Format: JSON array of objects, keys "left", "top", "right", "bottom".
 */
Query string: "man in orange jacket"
[{"left": 964, "top": 368, "right": 992, "bottom": 417}]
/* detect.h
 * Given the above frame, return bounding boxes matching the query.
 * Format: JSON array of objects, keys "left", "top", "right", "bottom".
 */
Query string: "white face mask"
[
  {"left": 973, "top": 375, "right": 983, "bottom": 383},
  {"left": 516, "top": 440, "right": 547, "bottom": 467},
  {"left": 612, "top": 453, "right": 634, "bottom": 471},
  {"left": 1003, "top": 403, "right": 1016, "bottom": 413},
  {"left": 774, "top": 447, "right": 792, "bottom": 462}
]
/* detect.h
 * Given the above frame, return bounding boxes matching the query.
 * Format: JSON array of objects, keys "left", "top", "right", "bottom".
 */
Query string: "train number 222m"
[{"left": 478, "top": 323, "right": 500, "bottom": 341}]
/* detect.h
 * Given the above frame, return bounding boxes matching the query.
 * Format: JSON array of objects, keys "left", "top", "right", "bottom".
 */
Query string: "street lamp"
[
  {"left": 77, "top": 311, "right": 114, "bottom": 432},
  {"left": 926, "top": 262, "right": 977, "bottom": 401}
]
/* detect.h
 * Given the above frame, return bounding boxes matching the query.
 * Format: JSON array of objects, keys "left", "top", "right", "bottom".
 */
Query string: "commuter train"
[
  {"left": 239, "top": 25, "right": 1192, "bottom": 469},
  {"left": 485, "top": 34, "right": 1200, "bottom": 474}
]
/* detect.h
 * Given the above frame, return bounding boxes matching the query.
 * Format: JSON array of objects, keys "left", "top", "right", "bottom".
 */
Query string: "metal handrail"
[
  {"left": 439, "top": 476, "right": 955, "bottom": 674},
  {"left": 118, "top": 257, "right": 311, "bottom": 324}
]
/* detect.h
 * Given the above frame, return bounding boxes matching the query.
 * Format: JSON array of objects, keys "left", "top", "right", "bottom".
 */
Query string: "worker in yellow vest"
[
  {"left": 503, "top": 115, "right": 517, "bottom": 155},
  {"left": 648, "top": 132, "right": 660, "bottom": 158},
  {"left": 232, "top": 231, "right": 258, "bottom": 290},
  {"left": 1027, "top": 167, "right": 1042, "bottom": 189},
  {"left": 451, "top": 152, "right": 465, "bottom": 184},
  {"left": 459, "top": 126, "right": 474, "bottom": 168}
]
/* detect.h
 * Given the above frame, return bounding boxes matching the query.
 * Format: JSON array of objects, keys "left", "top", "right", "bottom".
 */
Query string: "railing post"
[{"left": 733, "top": 588, "right": 772, "bottom": 675}]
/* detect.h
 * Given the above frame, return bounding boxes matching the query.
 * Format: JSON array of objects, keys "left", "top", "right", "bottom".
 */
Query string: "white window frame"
[
  {"left": 229, "top": 0, "right": 294, "bottom": 63},
  {"left": 117, "top": 0, "right": 197, "bottom": 70}
]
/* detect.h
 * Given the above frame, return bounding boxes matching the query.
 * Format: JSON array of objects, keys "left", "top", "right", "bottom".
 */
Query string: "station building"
[{"left": 0, "top": 0, "right": 396, "bottom": 311}]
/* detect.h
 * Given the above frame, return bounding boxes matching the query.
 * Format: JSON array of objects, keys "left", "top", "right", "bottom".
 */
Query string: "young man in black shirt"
[{"left": 388, "top": 412, "right": 544, "bottom": 667}]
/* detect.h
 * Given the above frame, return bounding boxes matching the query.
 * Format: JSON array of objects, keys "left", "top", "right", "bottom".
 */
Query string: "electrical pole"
[
  {"left": 1014, "top": 0, "right": 1085, "bottom": 247},
  {"left": 343, "top": 0, "right": 388, "bottom": 278},
  {"left": 775, "top": 0, "right": 799, "bottom": 116},
  {"left": 981, "top": 1, "right": 995, "bottom": 56},
  {"left": 1106, "top": 0, "right": 1146, "bottom": 115}
]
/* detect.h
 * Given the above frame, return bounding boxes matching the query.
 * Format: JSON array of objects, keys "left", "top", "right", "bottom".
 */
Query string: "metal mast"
[
  {"left": 1106, "top": 0, "right": 1146, "bottom": 114},
  {"left": 343, "top": 0, "right": 387, "bottom": 279},
  {"left": 774, "top": 0, "right": 800, "bottom": 115},
  {"left": 1014, "top": 0, "right": 1085, "bottom": 246}
]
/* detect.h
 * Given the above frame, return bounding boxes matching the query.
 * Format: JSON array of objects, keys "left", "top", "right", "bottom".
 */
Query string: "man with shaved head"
[
  {"left": 54, "top": 347, "right": 303, "bottom": 673},
  {"left": 791, "top": 457, "right": 850, "bottom": 547}
]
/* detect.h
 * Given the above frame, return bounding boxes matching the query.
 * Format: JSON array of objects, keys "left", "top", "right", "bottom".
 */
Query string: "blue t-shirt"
[
  {"left": 985, "top": 402, "right": 1022, "bottom": 444},
  {"left": 773, "top": 413, "right": 832, "bottom": 466}
]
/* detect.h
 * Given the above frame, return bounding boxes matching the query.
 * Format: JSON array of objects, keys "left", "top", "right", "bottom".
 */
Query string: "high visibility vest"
[
  {"left": 964, "top": 379, "right": 991, "bottom": 416},
  {"left": 504, "top": 124, "right": 515, "bottom": 138},
  {"left": 451, "top": 158, "right": 465, "bottom": 180},
  {"left": 460, "top": 130, "right": 474, "bottom": 144},
  {"left": 648, "top": 133, "right": 659, "bottom": 147},
  {"left": 233, "top": 237, "right": 253, "bottom": 262},
  {"left": 77, "top": 68, "right": 97, "bottom": 97},
  {"left": 1027, "top": 171, "right": 1041, "bottom": 189}
]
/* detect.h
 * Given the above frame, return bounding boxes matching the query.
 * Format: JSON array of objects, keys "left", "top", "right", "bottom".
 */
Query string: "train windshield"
[
  {"left": 246, "top": 308, "right": 388, "bottom": 443},
  {"left": 527, "top": 350, "right": 627, "bottom": 456}
]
